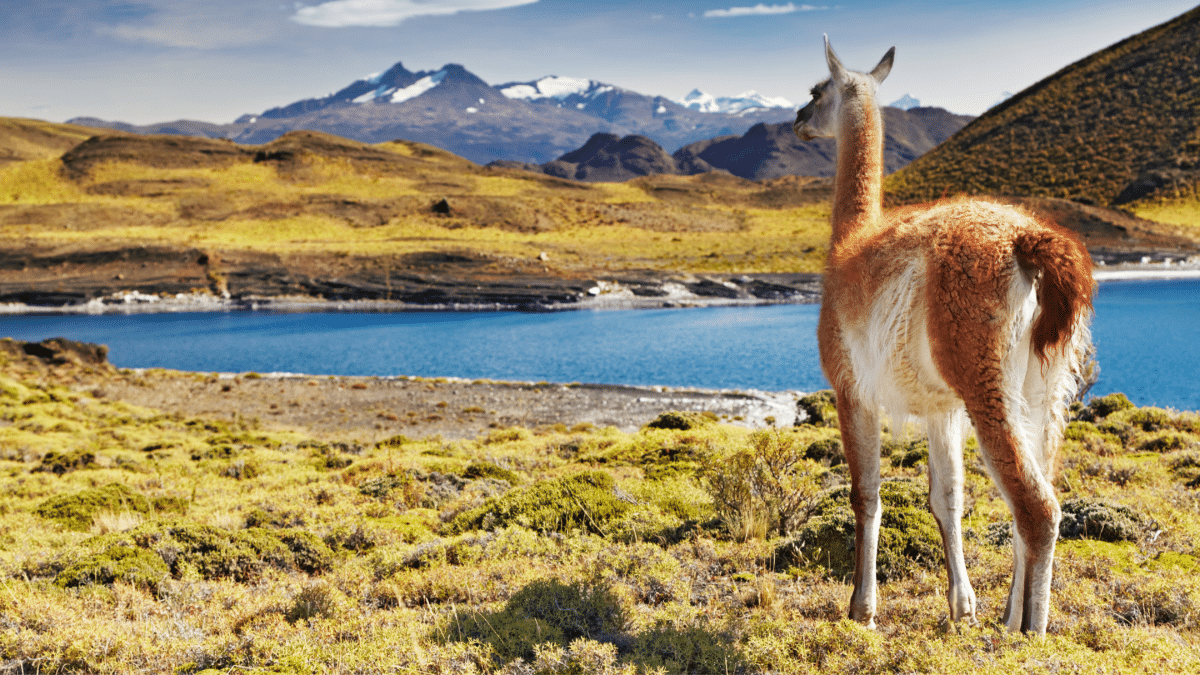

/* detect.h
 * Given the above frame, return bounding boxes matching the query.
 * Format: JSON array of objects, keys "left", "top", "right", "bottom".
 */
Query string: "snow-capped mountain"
[
  {"left": 675, "top": 89, "right": 795, "bottom": 115},
  {"left": 889, "top": 94, "right": 921, "bottom": 110}
]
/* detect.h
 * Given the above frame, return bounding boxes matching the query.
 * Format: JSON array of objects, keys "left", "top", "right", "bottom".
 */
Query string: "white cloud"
[
  {"left": 702, "top": 3, "right": 825, "bottom": 19},
  {"left": 292, "top": 0, "right": 538, "bottom": 28}
]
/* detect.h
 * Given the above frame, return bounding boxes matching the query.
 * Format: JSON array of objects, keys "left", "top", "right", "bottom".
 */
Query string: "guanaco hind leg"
[{"left": 925, "top": 410, "right": 977, "bottom": 625}]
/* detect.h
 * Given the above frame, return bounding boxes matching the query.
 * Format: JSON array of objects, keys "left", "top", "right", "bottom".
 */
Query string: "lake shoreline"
[{"left": 0, "top": 260, "right": 1195, "bottom": 315}]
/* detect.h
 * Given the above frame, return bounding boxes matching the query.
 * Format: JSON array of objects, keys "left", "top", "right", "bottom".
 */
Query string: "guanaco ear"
[
  {"left": 870, "top": 47, "right": 895, "bottom": 84},
  {"left": 824, "top": 35, "right": 847, "bottom": 82}
]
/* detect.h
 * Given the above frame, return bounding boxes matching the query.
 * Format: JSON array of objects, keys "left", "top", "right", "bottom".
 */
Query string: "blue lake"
[{"left": 0, "top": 278, "right": 1196, "bottom": 410}]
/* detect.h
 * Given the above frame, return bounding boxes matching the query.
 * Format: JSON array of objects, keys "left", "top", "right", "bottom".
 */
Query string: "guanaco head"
[{"left": 794, "top": 36, "right": 895, "bottom": 141}]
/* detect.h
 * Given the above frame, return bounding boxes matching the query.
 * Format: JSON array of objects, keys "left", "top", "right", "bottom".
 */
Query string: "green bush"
[
  {"left": 462, "top": 461, "right": 521, "bottom": 485},
  {"left": 703, "top": 430, "right": 824, "bottom": 538},
  {"left": 1083, "top": 393, "right": 1135, "bottom": 420},
  {"left": 1063, "top": 421, "right": 1123, "bottom": 456},
  {"left": 55, "top": 544, "right": 169, "bottom": 591},
  {"left": 34, "top": 449, "right": 97, "bottom": 474},
  {"left": 629, "top": 623, "right": 743, "bottom": 674},
  {"left": 797, "top": 390, "right": 837, "bottom": 427},
  {"left": 100, "top": 519, "right": 335, "bottom": 582},
  {"left": 1139, "top": 432, "right": 1199, "bottom": 453},
  {"left": 1059, "top": 497, "right": 1147, "bottom": 542},
  {"left": 644, "top": 411, "right": 713, "bottom": 431},
  {"left": 886, "top": 438, "right": 930, "bottom": 468},
  {"left": 357, "top": 474, "right": 409, "bottom": 500},
  {"left": 590, "top": 542, "right": 683, "bottom": 605},
  {"left": 778, "top": 480, "right": 942, "bottom": 581},
  {"left": 35, "top": 483, "right": 152, "bottom": 531},
  {"left": 447, "top": 471, "right": 630, "bottom": 535},
  {"left": 804, "top": 438, "right": 844, "bottom": 466},
  {"left": 285, "top": 582, "right": 343, "bottom": 623},
  {"left": 1118, "top": 403, "right": 1176, "bottom": 429},
  {"left": 276, "top": 529, "right": 335, "bottom": 574}
]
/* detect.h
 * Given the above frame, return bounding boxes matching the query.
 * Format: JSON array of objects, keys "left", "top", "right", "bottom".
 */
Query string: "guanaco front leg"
[{"left": 838, "top": 390, "right": 883, "bottom": 628}]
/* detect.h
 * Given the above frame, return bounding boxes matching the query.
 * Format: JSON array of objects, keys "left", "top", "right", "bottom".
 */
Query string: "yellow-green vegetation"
[
  {"left": 886, "top": 5, "right": 1200, "bottom": 209},
  {"left": 1129, "top": 193, "right": 1200, "bottom": 229},
  {"left": 5, "top": 352, "right": 1200, "bottom": 674},
  {"left": 0, "top": 125, "right": 833, "bottom": 275}
]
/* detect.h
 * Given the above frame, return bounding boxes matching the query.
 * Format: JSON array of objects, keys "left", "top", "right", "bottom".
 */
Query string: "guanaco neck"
[{"left": 831, "top": 93, "right": 884, "bottom": 247}]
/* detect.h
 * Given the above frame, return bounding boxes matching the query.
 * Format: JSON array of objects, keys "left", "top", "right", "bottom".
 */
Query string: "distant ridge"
[
  {"left": 887, "top": 4, "right": 1200, "bottom": 207},
  {"left": 495, "top": 106, "right": 973, "bottom": 182}
]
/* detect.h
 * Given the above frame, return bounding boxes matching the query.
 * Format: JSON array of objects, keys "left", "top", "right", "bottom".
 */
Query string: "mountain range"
[{"left": 70, "top": 61, "right": 801, "bottom": 166}]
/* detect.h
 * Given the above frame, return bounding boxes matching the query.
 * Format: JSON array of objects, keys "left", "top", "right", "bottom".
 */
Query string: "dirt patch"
[
  {"left": 2, "top": 338, "right": 800, "bottom": 443},
  {"left": 99, "top": 372, "right": 799, "bottom": 443}
]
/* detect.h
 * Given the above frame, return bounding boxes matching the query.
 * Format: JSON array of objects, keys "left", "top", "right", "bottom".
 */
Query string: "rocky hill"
[
  {"left": 887, "top": 4, "right": 1200, "bottom": 207},
  {"left": 69, "top": 62, "right": 796, "bottom": 166},
  {"left": 493, "top": 106, "right": 973, "bottom": 182}
]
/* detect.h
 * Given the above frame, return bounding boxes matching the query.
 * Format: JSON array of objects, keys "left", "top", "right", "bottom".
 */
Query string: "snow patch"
[
  {"left": 353, "top": 85, "right": 391, "bottom": 104},
  {"left": 675, "top": 88, "right": 793, "bottom": 113},
  {"left": 390, "top": 69, "right": 448, "bottom": 104},
  {"left": 465, "top": 107, "right": 478, "bottom": 113},
  {"left": 499, "top": 77, "right": 614, "bottom": 102},
  {"left": 533, "top": 76, "right": 592, "bottom": 99},
  {"left": 499, "top": 83, "right": 539, "bottom": 99}
]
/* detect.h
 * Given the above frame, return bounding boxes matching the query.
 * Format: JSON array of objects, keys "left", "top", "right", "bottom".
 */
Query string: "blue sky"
[{"left": 2, "top": 0, "right": 1195, "bottom": 124}]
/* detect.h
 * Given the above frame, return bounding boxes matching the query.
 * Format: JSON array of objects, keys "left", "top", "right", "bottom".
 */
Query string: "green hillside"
[{"left": 887, "top": 5, "right": 1200, "bottom": 210}]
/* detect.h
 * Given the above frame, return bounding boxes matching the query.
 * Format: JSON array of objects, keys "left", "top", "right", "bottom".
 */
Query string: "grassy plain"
[
  {"left": 0, "top": 126, "right": 834, "bottom": 277},
  {"left": 2, "top": 344, "right": 1200, "bottom": 673}
]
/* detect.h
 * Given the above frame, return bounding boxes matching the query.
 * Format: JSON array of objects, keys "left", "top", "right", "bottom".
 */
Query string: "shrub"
[
  {"left": 324, "top": 523, "right": 384, "bottom": 553},
  {"left": 1059, "top": 497, "right": 1147, "bottom": 542},
  {"left": 886, "top": 438, "right": 929, "bottom": 468},
  {"left": 644, "top": 411, "right": 713, "bottom": 431},
  {"left": 450, "top": 579, "right": 629, "bottom": 662},
  {"left": 462, "top": 461, "right": 521, "bottom": 485},
  {"left": 797, "top": 390, "right": 837, "bottom": 427},
  {"left": 1082, "top": 392, "right": 1134, "bottom": 420},
  {"left": 703, "top": 430, "right": 824, "bottom": 539},
  {"left": 804, "top": 438, "right": 844, "bottom": 466},
  {"left": 357, "top": 474, "right": 410, "bottom": 500},
  {"left": 589, "top": 542, "right": 683, "bottom": 605},
  {"left": 629, "top": 624, "right": 743, "bottom": 674},
  {"left": 1112, "top": 406, "right": 1174, "bottom": 432},
  {"left": 35, "top": 483, "right": 152, "bottom": 531},
  {"left": 511, "top": 639, "right": 633, "bottom": 675},
  {"left": 55, "top": 544, "right": 169, "bottom": 591},
  {"left": 34, "top": 449, "right": 97, "bottom": 474},
  {"left": 285, "top": 582, "right": 344, "bottom": 623},
  {"left": 447, "top": 471, "right": 630, "bottom": 535},
  {"left": 1063, "top": 421, "right": 1123, "bottom": 456},
  {"left": 1138, "top": 431, "right": 1199, "bottom": 453},
  {"left": 276, "top": 529, "right": 335, "bottom": 574},
  {"left": 102, "top": 519, "right": 334, "bottom": 582},
  {"left": 778, "top": 480, "right": 942, "bottom": 581}
]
